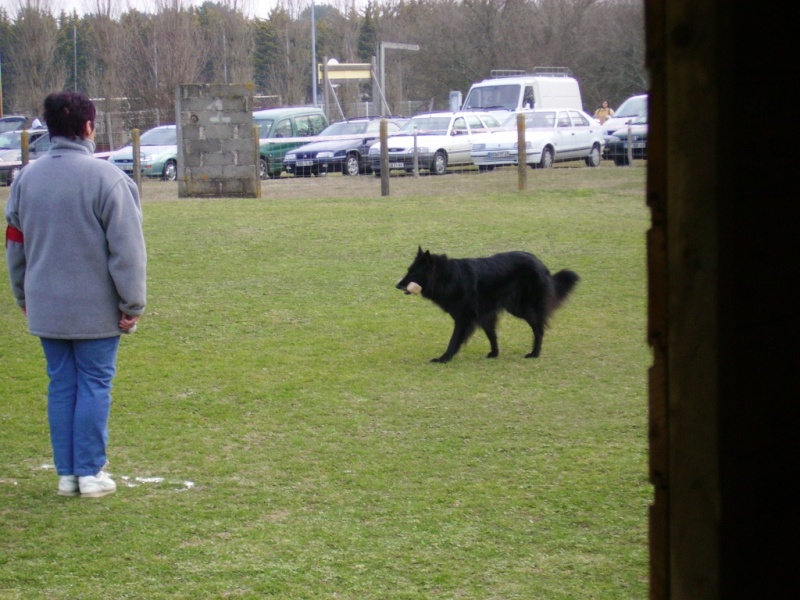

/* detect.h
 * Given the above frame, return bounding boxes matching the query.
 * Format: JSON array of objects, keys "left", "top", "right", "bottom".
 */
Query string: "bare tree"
[
  {"left": 5, "top": 0, "right": 68, "bottom": 114},
  {"left": 201, "top": 0, "right": 254, "bottom": 85},
  {"left": 117, "top": 0, "right": 207, "bottom": 124}
]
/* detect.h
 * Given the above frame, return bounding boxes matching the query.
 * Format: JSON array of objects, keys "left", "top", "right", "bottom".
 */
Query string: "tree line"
[{"left": 0, "top": 0, "right": 645, "bottom": 129}]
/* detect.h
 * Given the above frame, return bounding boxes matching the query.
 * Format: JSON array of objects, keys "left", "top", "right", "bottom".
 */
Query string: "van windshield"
[{"left": 463, "top": 84, "right": 520, "bottom": 111}]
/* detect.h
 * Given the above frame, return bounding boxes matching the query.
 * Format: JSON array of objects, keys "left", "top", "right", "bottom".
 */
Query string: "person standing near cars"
[
  {"left": 594, "top": 100, "right": 615, "bottom": 124},
  {"left": 5, "top": 91, "right": 147, "bottom": 498}
]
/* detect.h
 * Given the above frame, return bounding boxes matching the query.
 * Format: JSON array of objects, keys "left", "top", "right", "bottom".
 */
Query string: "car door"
[
  {"left": 568, "top": 110, "right": 593, "bottom": 157},
  {"left": 554, "top": 110, "right": 579, "bottom": 158},
  {"left": 447, "top": 116, "right": 473, "bottom": 165}
]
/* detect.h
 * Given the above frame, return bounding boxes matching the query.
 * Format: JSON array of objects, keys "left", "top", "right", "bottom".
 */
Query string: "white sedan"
[
  {"left": 471, "top": 109, "right": 605, "bottom": 169},
  {"left": 368, "top": 111, "right": 501, "bottom": 175}
]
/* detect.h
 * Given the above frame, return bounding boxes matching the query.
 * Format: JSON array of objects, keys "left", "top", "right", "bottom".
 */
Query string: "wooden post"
[
  {"left": 20, "top": 130, "right": 30, "bottom": 166},
  {"left": 380, "top": 118, "right": 389, "bottom": 196},
  {"left": 626, "top": 122, "right": 633, "bottom": 165},
  {"left": 517, "top": 113, "right": 527, "bottom": 191},
  {"left": 254, "top": 125, "right": 261, "bottom": 198},
  {"left": 131, "top": 128, "right": 142, "bottom": 197},
  {"left": 413, "top": 128, "right": 419, "bottom": 177}
]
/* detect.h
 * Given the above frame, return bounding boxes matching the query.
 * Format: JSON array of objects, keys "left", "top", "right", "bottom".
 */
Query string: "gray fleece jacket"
[{"left": 5, "top": 136, "right": 146, "bottom": 339}]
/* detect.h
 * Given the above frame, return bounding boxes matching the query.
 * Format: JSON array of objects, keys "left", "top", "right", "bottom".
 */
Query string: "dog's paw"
[
  {"left": 524, "top": 352, "right": 539, "bottom": 359},
  {"left": 431, "top": 356, "right": 451, "bottom": 363},
  {"left": 486, "top": 351, "right": 498, "bottom": 359}
]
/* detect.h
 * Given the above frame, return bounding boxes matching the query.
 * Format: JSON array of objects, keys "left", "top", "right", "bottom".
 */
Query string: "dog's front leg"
[{"left": 432, "top": 318, "right": 475, "bottom": 363}]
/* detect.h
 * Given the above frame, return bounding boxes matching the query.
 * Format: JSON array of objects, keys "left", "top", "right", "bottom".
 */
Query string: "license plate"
[
  {"left": 489, "top": 151, "right": 511, "bottom": 158},
  {"left": 389, "top": 162, "right": 405, "bottom": 169},
  {"left": 296, "top": 160, "right": 313, "bottom": 167},
  {"left": 631, "top": 142, "right": 646, "bottom": 149}
]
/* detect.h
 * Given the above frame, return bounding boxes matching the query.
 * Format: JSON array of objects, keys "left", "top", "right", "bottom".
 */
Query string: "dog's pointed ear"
[{"left": 417, "top": 245, "right": 424, "bottom": 257}]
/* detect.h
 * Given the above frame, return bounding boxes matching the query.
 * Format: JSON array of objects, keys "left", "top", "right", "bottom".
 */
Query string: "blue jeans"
[{"left": 40, "top": 337, "right": 120, "bottom": 477}]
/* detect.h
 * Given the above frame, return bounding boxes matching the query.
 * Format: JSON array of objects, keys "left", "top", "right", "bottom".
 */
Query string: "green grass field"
[{"left": 1, "top": 166, "right": 651, "bottom": 598}]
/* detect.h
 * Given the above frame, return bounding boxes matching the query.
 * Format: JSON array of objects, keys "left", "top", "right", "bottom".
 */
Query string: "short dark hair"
[{"left": 43, "top": 92, "right": 96, "bottom": 139}]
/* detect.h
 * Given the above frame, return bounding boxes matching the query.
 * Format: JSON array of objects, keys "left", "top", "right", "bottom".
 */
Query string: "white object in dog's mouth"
[{"left": 406, "top": 282, "right": 422, "bottom": 295}]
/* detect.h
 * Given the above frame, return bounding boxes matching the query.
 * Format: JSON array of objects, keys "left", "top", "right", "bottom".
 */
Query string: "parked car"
[
  {"left": 108, "top": 125, "right": 178, "bottom": 180},
  {"left": 254, "top": 106, "right": 329, "bottom": 179},
  {"left": 0, "top": 129, "right": 49, "bottom": 185},
  {"left": 470, "top": 109, "right": 605, "bottom": 169},
  {"left": 283, "top": 117, "right": 406, "bottom": 177},
  {"left": 368, "top": 111, "right": 501, "bottom": 176},
  {"left": 601, "top": 93, "right": 648, "bottom": 155},
  {"left": 604, "top": 109, "right": 648, "bottom": 165},
  {"left": 0, "top": 116, "right": 30, "bottom": 134}
]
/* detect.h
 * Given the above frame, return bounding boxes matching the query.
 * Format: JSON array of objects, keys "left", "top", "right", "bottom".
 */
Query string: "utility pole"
[{"left": 311, "top": 1, "right": 317, "bottom": 106}]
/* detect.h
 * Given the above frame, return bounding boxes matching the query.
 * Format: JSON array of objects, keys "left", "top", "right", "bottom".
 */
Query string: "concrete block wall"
[{"left": 176, "top": 83, "right": 260, "bottom": 198}]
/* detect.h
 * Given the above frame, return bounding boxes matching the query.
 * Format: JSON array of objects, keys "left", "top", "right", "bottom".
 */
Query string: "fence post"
[
  {"left": 380, "top": 118, "right": 390, "bottom": 196},
  {"left": 413, "top": 128, "right": 419, "bottom": 177},
  {"left": 626, "top": 123, "right": 633, "bottom": 166},
  {"left": 517, "top": 113, "right": 527, "bottom": 191},
  {"left": 254, "top": 125, "right": 262, "bottom": 198},
  {"left": 20, "top": 130, "right": 30, "bottom": 166},
  {"left": 131, "top": 128, "right": 142, "bottom": 196}
]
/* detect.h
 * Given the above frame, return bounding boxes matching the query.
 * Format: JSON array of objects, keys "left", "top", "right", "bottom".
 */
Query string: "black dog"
[{"left": 396, "top": 247, "right": 579, "bottom": 363}]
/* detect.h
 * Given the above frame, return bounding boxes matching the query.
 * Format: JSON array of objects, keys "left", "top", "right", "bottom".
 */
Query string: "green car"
[
  {"left": 253, "top": 107, "right": 328, "bottom": 179},
  {"left": 108, "top": 125, "right": 178, "bottom": 181}
]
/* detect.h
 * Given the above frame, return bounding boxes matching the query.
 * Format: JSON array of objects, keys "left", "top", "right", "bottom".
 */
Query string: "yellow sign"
[{"left": 317, "top": 63, "right": 372, "bottom": 83}]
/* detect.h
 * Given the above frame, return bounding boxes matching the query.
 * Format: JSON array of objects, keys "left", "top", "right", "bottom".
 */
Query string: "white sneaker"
[
  {"left": 58, "top": 475, "right": 79, "bottom": 497},
  {"left": 79, "top": 470, "right": 117, "bottom": 498}
]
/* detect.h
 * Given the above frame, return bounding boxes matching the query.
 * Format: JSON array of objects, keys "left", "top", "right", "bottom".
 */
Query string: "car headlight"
[
  {"left": 317, "top": 151, "right": 333, "bottom": 158},
  {"left": 473, "top": 143, "right": 486, "bottom": 151},
  {"left": 369, "top": 147, "right": 380, "bottom": 155},
  {"left": 415, "top": 147, "right": 429, "bottom": 154},
  {"left": 285, "top": 153, "right": 296, "bottom": 160}
]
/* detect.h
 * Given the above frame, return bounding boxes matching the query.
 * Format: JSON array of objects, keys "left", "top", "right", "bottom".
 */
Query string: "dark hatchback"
[
  {"left": 283, "top": 117, "right": 406, "bottom": 176},
  {"left": 604, "top": 110, "right": 648, "bottom": 165}
]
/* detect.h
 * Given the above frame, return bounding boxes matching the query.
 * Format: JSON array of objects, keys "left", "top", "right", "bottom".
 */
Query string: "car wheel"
[
  {"left": 613, "top": 155, "right": 629, "bottom": 167},
  {"left": 538, "top": 147, "right": 554, "bottom": 169},
  {"left": 478, "top": 165, "right": 495, "bottom": 173},
  {"left": 430, "top": 151, "right": 447, "bottom": 175},
  {"left": 162, "top": 160, "right": 177, "bottom": 181},
  {"left": 373, "top": 170, "right": 381, "bottom": 177},
  {"left": 585, "top": 144, "right": 601, "bottom": 167},
  {"left": 259, "top": 158, "right": 268, "bottom": 180},
  {"left": 343, "top": 154, "right": 360, "bottom": 176}
]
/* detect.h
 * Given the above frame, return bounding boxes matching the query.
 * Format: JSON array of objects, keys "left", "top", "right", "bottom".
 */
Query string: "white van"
[{"left": 461, "top": 68, "right": 583, "bottom": 120}]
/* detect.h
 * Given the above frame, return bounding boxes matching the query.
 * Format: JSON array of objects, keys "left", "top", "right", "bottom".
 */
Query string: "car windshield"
[
  {"left": 321, "top": 122, "right": 368, "bottom": 136},
  {"left": 0, "top": 132, "right": 22, "bottom": 150},
  {"left": 140, "top": 127, "right": 176, "bottom": 146},
  {"left": 399, "top": 117, "right": 452, "bottom": 134},
  {"left": 463, "top": 84, "right": 519, "bottom": 111},
  {"left": 615, "top": 96, "right": 647, "bottom": 118},
  {"left": 0, "top": 119, "right": 25, "bottom": 134},
  {"left": 501, "top": 112, "right": 556, "bottom": 129},
  {"left": 253, "top": 118, "right": 274, "bottom": 136}
]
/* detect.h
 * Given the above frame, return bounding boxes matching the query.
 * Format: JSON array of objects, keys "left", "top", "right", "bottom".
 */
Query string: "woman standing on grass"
[{"left": 5, "top": 91, "right": 146, "bottom": 498}]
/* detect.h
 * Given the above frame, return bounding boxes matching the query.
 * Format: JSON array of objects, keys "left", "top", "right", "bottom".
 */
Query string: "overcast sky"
[{"left": 0, "top": 1, "right": 302, "bottom": 20}]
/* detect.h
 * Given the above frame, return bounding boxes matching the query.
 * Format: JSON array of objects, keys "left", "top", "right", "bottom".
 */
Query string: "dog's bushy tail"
[{"left": 553, "top": 269, "right": 580, "bottom": 305}]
